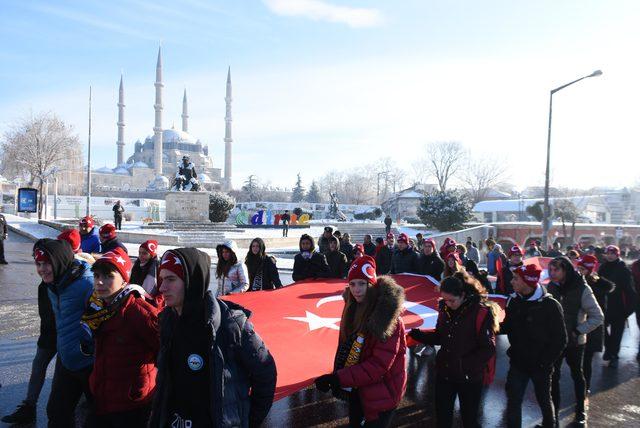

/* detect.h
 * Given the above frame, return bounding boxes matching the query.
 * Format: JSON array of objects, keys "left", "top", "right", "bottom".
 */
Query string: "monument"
[{"left": 165, "top": 192, "right": 210, "bottom": 222}]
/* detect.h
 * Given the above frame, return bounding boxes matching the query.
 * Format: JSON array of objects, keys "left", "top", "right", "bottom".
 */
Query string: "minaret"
[
  {"left": 116, "top": 74, "right": 125, "bottom": 165},
  {"left": 224, "top": 66, "right": 233, "bottom": 190},
  {"left": 153, "top": 46, "right": 164, "bottom": 177},
  {"left": 181, "top": 88, "right": 189, "bottom": 133}
]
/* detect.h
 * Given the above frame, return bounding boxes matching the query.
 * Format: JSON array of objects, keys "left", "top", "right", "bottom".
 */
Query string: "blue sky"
[{"left": 1, "top": 0, "right": 639, "bottom": 190}]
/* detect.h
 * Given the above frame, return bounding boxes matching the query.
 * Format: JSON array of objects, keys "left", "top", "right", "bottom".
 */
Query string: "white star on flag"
[
  {"left": 115, "top": 256, "right": 126, "bottom": 266},
  {"left": 285, "top": 311, "right": 341, "bottom": 331}
]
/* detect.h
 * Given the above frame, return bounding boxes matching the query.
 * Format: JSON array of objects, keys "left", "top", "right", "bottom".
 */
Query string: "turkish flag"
[{"left": 222, "top": 273, "right": 504, "bottom": 401}]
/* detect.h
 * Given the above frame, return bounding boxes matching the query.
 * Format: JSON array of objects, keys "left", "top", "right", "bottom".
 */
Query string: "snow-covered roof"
[
  {"left": 132, "top": 161, "right": 150, "bottom": 168},
  {"left": 113, "top": 167, "right": 130, "bottom": 175},
  {"left": 473, "top": 196, "right": 604, "bottom": 212},
  {"left": 95, "top": 167, "right": 114, "bottom": 174}
]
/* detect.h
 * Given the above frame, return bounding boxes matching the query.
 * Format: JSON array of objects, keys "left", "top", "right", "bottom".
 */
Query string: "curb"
[{"left": 7, "top": 225, "right": 39, "bottom": 241}]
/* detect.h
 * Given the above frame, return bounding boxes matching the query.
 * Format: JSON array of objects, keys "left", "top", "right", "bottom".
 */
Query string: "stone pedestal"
[{"left": 165, "top": 191, "right": 210, "bottom": 222}]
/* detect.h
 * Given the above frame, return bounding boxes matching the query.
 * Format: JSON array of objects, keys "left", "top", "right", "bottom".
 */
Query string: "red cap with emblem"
[
  {"left": 577, "top": 255, "right": 599, "bottom": 273},
  {"left": 93, "top": 247, "right": 132, "bottom": 282},
  {"left": 99, "top": 223, "right": 117, "bottom": 241},
  {"left": 514, "top": 264, "right": 542, "bottom": 289},
  {"left": 508, "top": 245, "right": 524, "bottom": 257},
  {"left": 397, "top": 233, "right": 409, "bottom": 244},
  {"left": 80, "top": 215, "right": 95, "bottom": 229},
  {"left": 159, "top": 251, "right": 185, "bottom": 281},
  {"left": 347, "top": 255, "right": 377, "bottom": 286},
  {"left": 58, "top": 229, "right": 81, "bottom": 253},
  {"left": 140, "top": 240, "right": 159, "bottom": 257},
  {"left": 34, "top": 247, "right": 51, "bottom": 263},
  {"left": 354, "top": 243, "right": 364, "bottom": 254}
]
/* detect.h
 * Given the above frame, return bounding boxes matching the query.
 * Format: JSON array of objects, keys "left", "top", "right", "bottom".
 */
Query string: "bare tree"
[
  {"left": 1, "top": 112, "right": 80, "bottom": 218},
  {"left": 424, "top": 141, "right": 466, "bottom": 192},
  {"left": 460, "top": 154, "right": 509, "bottom": 203}
]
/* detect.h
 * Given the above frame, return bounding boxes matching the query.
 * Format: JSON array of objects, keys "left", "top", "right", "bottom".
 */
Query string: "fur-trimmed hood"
[{"left": 342, "top": 275, "right": 405, "bottom": 341}]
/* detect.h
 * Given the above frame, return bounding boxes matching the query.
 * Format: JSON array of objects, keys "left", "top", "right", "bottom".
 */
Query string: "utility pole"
[{"left": 86, "top": 86, "right": 92, "bottom": 216}]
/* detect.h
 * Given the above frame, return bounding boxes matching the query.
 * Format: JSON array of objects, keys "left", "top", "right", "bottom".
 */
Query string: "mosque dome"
[
  {"left": 132, "top": 161, "right": 150, "bottom": 168},
  {"left": 162, "top": 127, "right": 197, "bottom": 144},
  {"left": 113, "top": 167, "right": 130, "bottom": 175},
  {"left": 96, "top": 167, "right": 114, "bottom": 174}
]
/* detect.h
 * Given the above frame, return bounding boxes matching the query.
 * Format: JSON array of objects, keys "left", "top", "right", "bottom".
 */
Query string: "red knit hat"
[
  {"left": 94, "top": 247, "right": 132, "bottom": 282},
  {"left": 424, "top": 238, "right": 436, "bottom": 249},
  {"left": 80, "top": 215, "right": 95, "bottom": 229},
  {"left": 347, "top": 255, "right": 377, "bottom": 286},
  {"left": 514, "top": 264, "right": 542, "bottom": 289},
  {"left": 99, "top": 223, "right": 117, "bottom": 241},
  {"left": 58, "top": 229, "right": 81, "bottom": 253},
  {"left": 159, "top": 251, "right": 184, "bottom": 281},
  {"left": 397, "top": 233, "right": 409, "bottom": 244},
  {"left": 354, "top": 243, "right": 364, "bottom": 254},
  {"left": 605, "top": 245, "right": 620, "bottom": 256},
  {"left": 577, "top": 255, "right": 599, "bottom": 273},
  {"left": 444, "top": 237, "right": 457, "bottom": 247},
  {"left": 386, "top": 232, "right": 395, "bottom": 240},
  {"left": 34, "top": 247, "right": 51, "bottom": 263},
  {"left": 508, "top": 245, "right": 524, "bottom": 257},
  {"left": 446, "top": 251, "right": 462, "bottom": 266},
  {"left": 140, "top": 240, "right": 159, "bottom": 257}
]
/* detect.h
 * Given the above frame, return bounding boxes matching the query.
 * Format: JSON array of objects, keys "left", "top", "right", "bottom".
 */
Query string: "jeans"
[
  {"left": 583, "top": 349, "right": 595, "bottom": 391},
  {"left": 552, "top": 345, "right": 586, "bottom": 419},
  {"left": 0, "top": 238, "right": 5, "bottom": 262},
  {"left": 282, "top": 223, "right": 289, "bottom": 237},
  {"left": 505, "top": 365, "right": 556, "bottom": 428},
  {"left": 604, "top": 317, "right": 626, "bottom": 358},
  {"left": 114, "top": 216, "right": 122, "bottom": 230},
  {"left": 435, "top": 377, "right": 482, "bottom": 428},
  {"left": 46, "top": 358, "right": 93, "bottom": 428},
  {"left": 348, "top": 393, "right": 395, "bottom": 428},
  {"left": 25, "top": 346, "right": 56, "bottom": 405}
]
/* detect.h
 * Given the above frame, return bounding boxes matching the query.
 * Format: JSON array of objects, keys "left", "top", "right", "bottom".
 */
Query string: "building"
[
  {"left": 381, "top": 183, "right": 438, "bottom": 221},
  {"left": 90, "top": 47, "right": 233, "bottom": 192},
  {"left": 472, "top": 195, "right": 611, "bottom": 223}
]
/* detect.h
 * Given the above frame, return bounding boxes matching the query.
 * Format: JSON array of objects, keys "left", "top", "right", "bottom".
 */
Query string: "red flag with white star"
[{"left": 222, "top": 273, "right": 505, "bottom": 401}]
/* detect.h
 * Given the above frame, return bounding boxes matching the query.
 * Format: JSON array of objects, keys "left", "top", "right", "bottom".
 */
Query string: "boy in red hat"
[
  {"left": 83, "top": 247, "right": 159, "bottom": 425},
  {"left": 496, "top": 245, "right": 524, "bottom": 295},
  {"left": 99, "top": 223, "right": 128, "bottom": 254},
  {"left": 416, "top": 238, "right": 445, "bottom": 280},
  {"left": 391, "top": 233, "right": 418, "bottom": 274},
  {"left": 502, "top": 264, "right": 567, "bottom": 428},
  {"left": 79, "top": 216, "right": 101, "bottom": 254}
]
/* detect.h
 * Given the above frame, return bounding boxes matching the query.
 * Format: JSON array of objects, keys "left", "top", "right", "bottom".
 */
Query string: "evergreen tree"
[
  {"left": 306, "top": 180, "right": 322, "bottom": 203},
  {"left": 291, "top": 173, "right": 306, "bottom": 202},
  {"left": 417, "top": 190, "right": 473, "bottom": 231}
]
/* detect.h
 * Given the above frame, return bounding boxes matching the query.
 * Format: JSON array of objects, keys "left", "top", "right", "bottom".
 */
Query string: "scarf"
[{"left": 81, "top": 284, "right": 147, "bottom": 332}]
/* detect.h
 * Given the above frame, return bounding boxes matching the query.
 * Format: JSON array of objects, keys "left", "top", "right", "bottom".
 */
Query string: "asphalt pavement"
[{"left": 1, "top": 232, "right": 639, "bottom": 427}]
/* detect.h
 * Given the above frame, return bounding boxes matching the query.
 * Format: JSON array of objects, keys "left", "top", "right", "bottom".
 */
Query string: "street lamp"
[{"left": 542, "top": 70, "right": 602, "bottom": 249}]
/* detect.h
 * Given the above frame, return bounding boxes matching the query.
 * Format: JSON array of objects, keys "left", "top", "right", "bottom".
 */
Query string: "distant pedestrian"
[
  {"left": 0, "top": 212, "right": 8, "bottom": 264},
  {"left": 376, "top": 233, "right": 395, "bottom": 275},
  {"left": 496, "top": 245, "right": 524, "bottom": 296},
  {"left": 281, "top": 210, "right": 291, "bottom": 237},
  {"left": 326, "top": 236, "right": 348, "bottom": 279},
  {"left": 391, "top": 233, "right": 418, "bottom": 274},
  {"left": 415, "top": 233, "right": 425, "bottom": 252},
  {"left": 340, "top": 233, "right": 355, "bottom": 264},
  {"left": 318, "top": 226, "right": 334, "bottom": 254},
  {"left": 466, "top": 241, "right": 480, "bottom": 265},
  {"left": 245, "top": 237, "right": 282, "bottom": 291},
  {"left": 524, "top": 241, "right": 542, "bottom": 258},
  {"left": 215, "top": 240, "right": 249, "bottom": 296},
  {"left": 79, "top": 216, "right": 101, "bottom": 254},
  {"left": 314, "top": 256, "right": 406, "bottom": 427},
  {"left": 384, "top": 214, "right": 393, "bottom": 235},
  {"left": 112, "top": 200, "right": 125, "bottom": 230}
]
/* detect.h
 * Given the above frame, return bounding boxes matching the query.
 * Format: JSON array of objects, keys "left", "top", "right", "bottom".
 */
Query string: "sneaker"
[
  {"left": 1, "top": 401, "right": 36, "bottom": 423},
  {"left": 602, "top": 351, "right": 612, "bottom": 361},
  {"left": 0, "top": 260, "right": 8, "bottom": 265},
  {"left": 609, "top": 357, "right": 619, "bottom": 368}
]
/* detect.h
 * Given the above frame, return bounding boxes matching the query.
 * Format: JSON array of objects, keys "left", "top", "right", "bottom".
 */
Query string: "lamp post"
[{"left": 542, "top": 70, "right": 602, "bottom": 249}]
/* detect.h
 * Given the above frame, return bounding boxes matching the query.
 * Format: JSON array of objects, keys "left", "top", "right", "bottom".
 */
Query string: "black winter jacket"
[
  {"left": 391, "top": 247, "right": 418, "bottom": 274},
  {"left": 247, "top": 256, "right": 282, "bottom": 291},
  {"left": 598, "top": 259, "right": 638, "bottom": 319},
  {"left": 292, "top": 252, "right": 330, "bottom": 282},
  {"left": 340, "top": 242, "right": 354, "bottom": 263},
  {"left": 585, "top": 275, "right": 615, "bottom": 352},
  {"left": 326, "top": 250, "right": 348, "bottom": 279},
  {"left": 500, "top": 288, "right": 567, "bottom": 372},
  {"left": 375, "top": 246, "right": 393, "bottom": 275},
  {"left": 150, "top": 248, "right": 276, "bottom": 428},
  {"left": 37, "top": 282, "right": 57, "bottom": 350},
  {"left": 416, "top": 253, "right": 444, "bottom": 280},
  {"left": 363, "top": 242, "right": 376, "bottom": 257}
]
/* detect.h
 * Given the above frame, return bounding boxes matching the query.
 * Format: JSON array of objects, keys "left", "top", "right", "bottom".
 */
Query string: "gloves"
[
  {"left": 409, "top": 328, "right": 427, "bottom": 343},
  {"left": 314, "top": 373, "right": 339, "bottom": 393},
  {"left": 79, "top": 322, "right": 95, "bottom": 356}
]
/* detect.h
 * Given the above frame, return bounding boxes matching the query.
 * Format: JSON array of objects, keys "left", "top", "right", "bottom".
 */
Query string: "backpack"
[{"left": 475, "top": 305, "right": 496, "bottom": 386}]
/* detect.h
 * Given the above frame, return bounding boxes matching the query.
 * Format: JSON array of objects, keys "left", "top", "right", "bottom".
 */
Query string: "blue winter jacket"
[
  {"left": 80, "top": 228, "right": 101, "bottom": 254},
  {"left": 47, "top": 259, "right": 94, "bottom": 371}
]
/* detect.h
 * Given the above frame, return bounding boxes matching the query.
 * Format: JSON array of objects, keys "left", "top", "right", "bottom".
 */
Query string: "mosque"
[{"left": 91, "top": 47, "right": 233, "bottom": 192}]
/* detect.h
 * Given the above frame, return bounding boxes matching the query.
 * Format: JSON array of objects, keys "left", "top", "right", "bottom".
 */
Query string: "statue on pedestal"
[{"left": 172, "top": 155, "right": 201, "bottom": 191}]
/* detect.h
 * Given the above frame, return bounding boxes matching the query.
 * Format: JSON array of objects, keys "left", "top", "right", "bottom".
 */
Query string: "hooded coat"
[
  {"left": 150, "top": 248, "right": 277, "bottom": 428},
  {"left": 292, "top": 235, "right": 330, "bottom": 282},
  {"left": 584, "top": 274, "right": 615, "bottom": 352},
  {"left": 35, "top": 239, "right": 94, "bottom": 371},
  {"left": 80, "top": 227, "right": 101, "bottom": 254},
  {"left": 216, "top": 240, "right": 249, "bottom": 296},
  {"left": 391, "top": 246, "right": 419, "bottom": 274},
  {"left": 335, "top": 276, "right": 407, "bottom": 422},
  {"left": 416, "top": 252, "right": 445, "bottom": 280},
  {"left": 130, "top": 256, "right": 159, "bottom": 295},
  {"left": 375, "top": 245, "right": 393, "bottom": 275},
  {"left": 598, "top": 257, "right": 638, "bottom": 319},
  {"left": 245, "top": 239, "right": 282, "bottom": 291},
  {"left": 546, "top": 257, "right": 604, "bottom": 347}
]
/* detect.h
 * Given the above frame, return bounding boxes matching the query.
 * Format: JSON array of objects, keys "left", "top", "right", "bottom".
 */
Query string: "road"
[{"left": 1, "top": 232, "right": 639, "bottom": 427}]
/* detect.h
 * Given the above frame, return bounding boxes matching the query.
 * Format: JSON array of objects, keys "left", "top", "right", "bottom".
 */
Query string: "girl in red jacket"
[
  {"left": 409, "top": 271, "right": 499, "bottom": 428},
  {"left": 82, "top": 247, "right": 160, "bottom": 427},
  {"left": 314, "top": 255, "right": 407, "bottom": 427}
]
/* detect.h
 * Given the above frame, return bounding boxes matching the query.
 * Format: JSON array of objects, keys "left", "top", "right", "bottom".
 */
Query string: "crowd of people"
[{"left": 2, "top": 217, "right": 640, "bottom": 428}]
